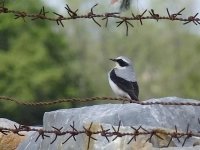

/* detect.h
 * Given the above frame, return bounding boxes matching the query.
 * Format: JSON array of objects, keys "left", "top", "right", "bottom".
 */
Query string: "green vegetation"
[
  {"left": 0, "top": 0, "right": 200, "bottom": 124},
  {"left": 0, "top": 0, "right": 94, "bottom": 124}
]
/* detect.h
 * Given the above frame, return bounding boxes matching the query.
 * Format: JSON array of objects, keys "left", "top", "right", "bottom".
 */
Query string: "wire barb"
[
  {"left": 35, "top": 129, "right": 50, "bottom": 142},
  {"left": 182, "top": 124, "right": 192, "bottom": 146},
  {"left": 83, "top": 122, "right": 97, "bottom": 150},
  {"left": 12, "top": 124, "right": 25, "bottom": 136},
  {"left": 167, "top": 8, "right": 185, "bottom": 20},
  {"left": 0, "top": 121, "right": 200, "bottom": 148},
  {"left": 184, "top": 13, "right": 200, "bottom": 25},
  {"left": 53, "top": 12, "right": 65, "bottom": 27},
  {"left": 14, "top": 11, "right": 26, "bottom": 22},
  {"left": 116, "top": 18, "right": 134, "bottom": 36},
  {"left": 88, "top": 3, "right": 101, "bottom": 27},
  {"left": 32, "top": 6, "right": 48, "bottom": 20},
  {"left": 149, "top": 9, "right": 159, "bottom": 22},
  {"left": 127, "top": 126, "right": 142, "bottom": 144},
  {"left": 0, "top": 128, "right": 9, "bottom": 135},
  {"left": 50, "top": 126, "right": 64, "bottom": 144},
  {"left": 102, "top": 12, "right": 119, "bottom": 27},
  {"left": 62, "top": 121, "right": 78, "bottom": 144},
  {"left": 100, "top": 125, "right": 110, "bottom": 142},
  {"left": 0, "top": 0, "right": 7, "bottom": 13},
  {"left": 112, "top": 121, "right": 123, "bottom": 141},
  {"left": 65, "top": 4, "right": 78, "bottom": 18},
  {"left": 0, "top": 3, "right": 199, "bottom": 36}
]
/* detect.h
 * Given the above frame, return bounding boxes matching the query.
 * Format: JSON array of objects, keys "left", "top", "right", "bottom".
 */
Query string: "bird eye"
[{"left": 117, "top": 59, "right": 129, "bottom": 67}]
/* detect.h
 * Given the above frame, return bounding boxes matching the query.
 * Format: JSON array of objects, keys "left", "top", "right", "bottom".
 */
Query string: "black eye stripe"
[{"left": 117, "top": 59, "right": 129, "bottom": 67}]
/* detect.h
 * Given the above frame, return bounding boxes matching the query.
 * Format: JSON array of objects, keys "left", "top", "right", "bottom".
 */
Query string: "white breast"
[{"left": 108, "top": 75, "right": 131, "bottom": 99}]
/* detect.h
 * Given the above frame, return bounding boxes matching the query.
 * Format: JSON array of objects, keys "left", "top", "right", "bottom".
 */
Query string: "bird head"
[{"left": 110, "top": 56, "right": 132, "bottom": 69}]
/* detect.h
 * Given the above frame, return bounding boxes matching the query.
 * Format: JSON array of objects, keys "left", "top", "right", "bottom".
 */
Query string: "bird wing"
[
  {"left": 110, "top": 70, "right": 139, "bottom": 101},
  {"left": 132, "top": 82, "right": 139, "bottom": 98}
]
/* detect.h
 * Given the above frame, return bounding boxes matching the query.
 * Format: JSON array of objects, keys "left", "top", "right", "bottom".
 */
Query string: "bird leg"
[{"left": 122, "top": 96, "right": 127, "bottom": 104}]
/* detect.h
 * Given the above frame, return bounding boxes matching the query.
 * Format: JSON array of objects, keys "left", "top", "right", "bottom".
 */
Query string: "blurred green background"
[{"left": 0, "top": 0, "right": 200, "bottom": 125}]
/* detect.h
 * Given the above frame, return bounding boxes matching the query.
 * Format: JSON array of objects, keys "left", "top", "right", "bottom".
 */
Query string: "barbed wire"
[
  {"left": 1, "top": 121, "right": 200, "bottom": 149},
  {"left": 0, "top": 2, "right": 200, "bottom": 35},
  {"left": 0, "top": 96, "right": 200, "bottom": 107}
]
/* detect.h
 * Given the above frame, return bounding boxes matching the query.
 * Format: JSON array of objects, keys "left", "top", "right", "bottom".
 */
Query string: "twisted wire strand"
[{"left": 0, "top": 96, "right": 200, "bottom": 106}]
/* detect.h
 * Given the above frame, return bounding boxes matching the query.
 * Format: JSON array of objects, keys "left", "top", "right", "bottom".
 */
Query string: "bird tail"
[{"left": 129, "top": 93, "right": 139, "bottom": 102}]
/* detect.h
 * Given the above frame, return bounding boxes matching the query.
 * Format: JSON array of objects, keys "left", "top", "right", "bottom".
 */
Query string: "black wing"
[{"left": 110, "top": 70, "right": 139, "bottom": 101}]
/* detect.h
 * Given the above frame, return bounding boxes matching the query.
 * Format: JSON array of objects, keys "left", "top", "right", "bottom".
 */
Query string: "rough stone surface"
[
  {"left": 0, "top": 118, "right": 26, "bottom": 150},
  {"left": 17, "top": 97, "right": 200, "bottom": 150}
]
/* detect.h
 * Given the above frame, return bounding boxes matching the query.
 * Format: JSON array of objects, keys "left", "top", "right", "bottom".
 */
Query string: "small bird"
[
  {"left": 108, "top": 56, "right": 139, "bottom": 101},
  {"left": 111, "top": 0, "right": 131, "bottom": 11}
]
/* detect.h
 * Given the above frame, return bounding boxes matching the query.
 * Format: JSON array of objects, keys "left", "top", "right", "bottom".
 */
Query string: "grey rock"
[
  {"left": 0, "top": 118, "right": 19, "bottom": 128},
  {"left": 0, "top": 118, "right": 42, "bottom": 150},
  {"left": 0, "top": 118, "right": 36, "bottom": 150},
  {"left": 17, "top": 97, "right": 200, "bottom": 150},
  {"left": 0, "top": 118, "right": 41, "bottom": 137}
]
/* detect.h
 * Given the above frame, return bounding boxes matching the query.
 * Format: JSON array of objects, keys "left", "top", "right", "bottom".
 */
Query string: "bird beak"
[{"left": 109, "top": 58, "right": 116, "bottom": 62}]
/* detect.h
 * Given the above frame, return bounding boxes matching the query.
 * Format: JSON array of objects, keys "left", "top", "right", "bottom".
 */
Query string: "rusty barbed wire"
[
  {"left": 0, "top": 96, "right": 200, "bottom": 107},
  {"left": 1, "top": 120, "right": 200, "bottom": 149},
  {"left": 0, "top": 2, "right": 200, "bottom": 35}
]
